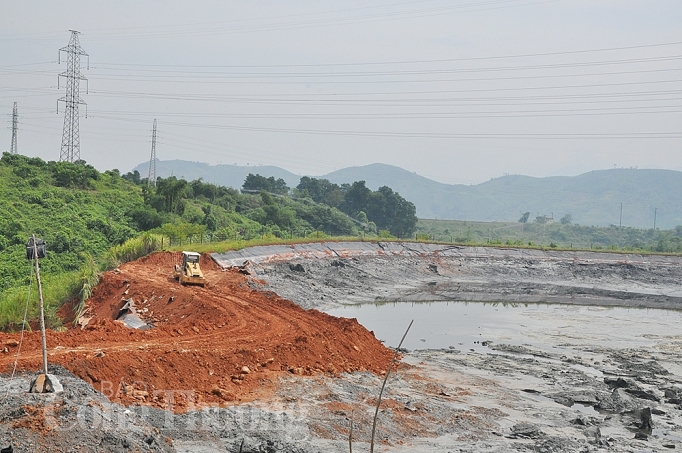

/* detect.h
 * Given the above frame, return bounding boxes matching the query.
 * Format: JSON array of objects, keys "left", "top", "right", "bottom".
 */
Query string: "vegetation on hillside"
[
  {"left": 417, "top": 218, "right": 682, "bottom": 252},
  {"left": 294, "top": 177, "right": 418, "bottom": 238}
]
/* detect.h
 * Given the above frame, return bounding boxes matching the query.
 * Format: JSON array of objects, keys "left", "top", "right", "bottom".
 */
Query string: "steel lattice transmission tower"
[
  {"left": 58, "top": 30, "right": 88, "bottom": 163},
  {"left": 9, "top": 102, "right": 18, "bottom": 155},
  {"left": 148, "top": 119, "right": 157, "bottom": 187}
]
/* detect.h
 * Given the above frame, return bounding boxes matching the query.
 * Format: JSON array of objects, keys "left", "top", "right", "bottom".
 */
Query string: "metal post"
[{"left": 32, "top": 235, "right": 49, "bottom": 375}]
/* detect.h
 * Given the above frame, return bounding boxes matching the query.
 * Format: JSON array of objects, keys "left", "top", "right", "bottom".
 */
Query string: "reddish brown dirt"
[{"left": 0, "top": 252, "right": 393, "bottom": 412}]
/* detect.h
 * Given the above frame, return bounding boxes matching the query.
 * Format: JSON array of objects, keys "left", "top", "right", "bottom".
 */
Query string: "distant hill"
[
  {"left": 133, "top": 160, "right": 301, "bottom": 189},
  {"left": 132, "top": 160, "right": 682, "bottom": 229}
]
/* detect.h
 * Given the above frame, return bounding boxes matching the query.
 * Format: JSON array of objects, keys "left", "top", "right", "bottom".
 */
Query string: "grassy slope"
[{"left": 0, "top": 163, "right": 144, "bottom": 291}]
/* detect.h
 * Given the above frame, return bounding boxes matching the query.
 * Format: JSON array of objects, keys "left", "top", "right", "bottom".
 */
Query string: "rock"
[
  {"left": 596, "top": 388, "right": 638, "bottom": 413},
  {"left": 238, "top": 260, "right": 255, "bottom": 275},
  {"left": 289, "top": 263, "right": 305, "bottom": 273},
  {"left": 604, "top": 376, "right": 631, "bottom": 388},
  {"left": 241, "top": 366, "right": 251, "bottom": 374},
  {"left": 211, "top": 387, "right": 236, "bottom": 401},
  {"left": 664, "top": 388, "right": 681, "bottom": 399},
  {"left": 571, "top": 416, "right": 587, "bottom": 426},
  {"left": 636, "top": 407, "right": 653, "bottom": 433},
  {"left": 549, "top": 394, "right": 574, "bottom": 407},
  {"left": 583, "top": 426, "right": 601, "bottom": 444},
  {"left": 509, "top": 422, "right": 542, "bottom": 439},
  {"left": 634, "top": 432, "right": 648, "bottom": 440},
  {"left": 625, "top": 388, "right": 659, "bottom": 402}
]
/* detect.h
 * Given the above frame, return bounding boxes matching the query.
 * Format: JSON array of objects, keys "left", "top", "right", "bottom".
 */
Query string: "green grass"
[
  {"left": 0, "top": 270, "right": 80, "bottom": 331},
  {"left": 165, "top": 233, "right": 369, "bottom": 254}
]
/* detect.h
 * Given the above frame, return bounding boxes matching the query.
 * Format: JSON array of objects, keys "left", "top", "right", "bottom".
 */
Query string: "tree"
[
  {"left": 340, "top": 181, "right": 371, "bottom": 217},
  {"left": 122, "top": 170, "right": 141, "bottom": 185},
  {"left": 154, "top": 176, "right": 189, "bottom": 214},
  {"left": 560, "top": 213, "right": 573, "bottom": 225},
  {"left": 519, "top": 212, "right": 530, "bottom": 223},
  {"left": 242, "top": 174, "right": 289, "bottom": 195}
]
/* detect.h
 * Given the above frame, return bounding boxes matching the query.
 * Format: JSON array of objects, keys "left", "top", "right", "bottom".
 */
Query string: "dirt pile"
[{"left": 0, "top": 252, "right": 393, "bottom": 411}]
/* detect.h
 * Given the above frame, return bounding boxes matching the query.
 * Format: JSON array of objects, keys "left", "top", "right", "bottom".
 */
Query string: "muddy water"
[{"left": 327, "top": 301, "right": 682, "bottom": 352}]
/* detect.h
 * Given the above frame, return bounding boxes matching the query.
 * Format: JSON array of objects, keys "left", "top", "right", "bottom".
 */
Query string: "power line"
[{"left": 91, "top": 40, "right": 682, "bottom": 68}]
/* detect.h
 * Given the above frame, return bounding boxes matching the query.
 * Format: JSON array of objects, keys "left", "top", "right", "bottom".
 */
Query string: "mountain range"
[{"left": 132, "top": 160, "right": 682, "bottom": 229}]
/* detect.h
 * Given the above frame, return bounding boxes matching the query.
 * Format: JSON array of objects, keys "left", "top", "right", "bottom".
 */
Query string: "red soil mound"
[{"left": 0, "top": 252, "right": 393, "bottom": 411}]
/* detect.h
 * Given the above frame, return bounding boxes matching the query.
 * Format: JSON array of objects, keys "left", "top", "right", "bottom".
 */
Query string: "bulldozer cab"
[{"left": 182, "top": 251, "right": 200, "bottom": 267}]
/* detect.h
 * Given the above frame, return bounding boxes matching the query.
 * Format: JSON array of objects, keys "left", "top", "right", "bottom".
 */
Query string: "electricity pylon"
[
  {"left": 9, "top": 102, "right": 18, "bottom": 154},
  {"left": 148, "top": 119, "right": 157, "bottom": 187},
  {"left": 58, "top": 30, "right": 88, "bottom": 163}
]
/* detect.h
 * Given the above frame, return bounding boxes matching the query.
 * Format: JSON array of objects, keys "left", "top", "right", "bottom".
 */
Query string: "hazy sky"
[{"left": 1, "top": 1, "right": 681, "bottom": 185}]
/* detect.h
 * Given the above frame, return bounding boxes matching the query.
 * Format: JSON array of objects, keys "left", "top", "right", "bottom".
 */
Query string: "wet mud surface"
[
  {"left": 225, "top": 242, "right": 682, "bottom": 452},
  {"left": 219, "top": 242, "right": 682, "bottom": 311}
]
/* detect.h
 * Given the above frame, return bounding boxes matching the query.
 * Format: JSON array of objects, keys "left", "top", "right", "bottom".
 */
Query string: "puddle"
[
  {"left": 570, "top": 363, "right": 604, "bottom": 378},
  {"left": 571, "top": 403, "right": 599, "bottom": 416},
  {"left": 327, "top": 301, "right": 682, "bottom": 351},
  {"left": 653, "top": 428, "right": 682, "bottom": 442}
]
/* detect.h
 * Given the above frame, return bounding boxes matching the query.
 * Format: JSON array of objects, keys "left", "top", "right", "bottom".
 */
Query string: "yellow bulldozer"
[{"left": 174, "top": 251, "right": 206, "bottom": 287}]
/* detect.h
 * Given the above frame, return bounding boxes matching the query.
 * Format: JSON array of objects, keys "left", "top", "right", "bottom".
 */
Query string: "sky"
[{"left": 1, "top": 0, "right": 681, "bottom": 185}]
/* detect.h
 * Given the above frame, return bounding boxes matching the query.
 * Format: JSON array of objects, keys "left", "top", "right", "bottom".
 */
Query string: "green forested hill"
[
  {"left": 0, "top": 154, "right": 145, "bottom": 292},
  {"left": 137, "top": 160, "right": 682, "bottom": 229}
]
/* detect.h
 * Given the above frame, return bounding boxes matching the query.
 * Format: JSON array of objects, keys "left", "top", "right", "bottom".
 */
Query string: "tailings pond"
[{"left": 327, "top": 301, "right": 682, "bottom": 352}]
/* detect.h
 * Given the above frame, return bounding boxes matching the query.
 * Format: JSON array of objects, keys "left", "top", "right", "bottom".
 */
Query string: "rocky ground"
[{"left": 2, "top": 243, "right": 682, "bottom": 452}]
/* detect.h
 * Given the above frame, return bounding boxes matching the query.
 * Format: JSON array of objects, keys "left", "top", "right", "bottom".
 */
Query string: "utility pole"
[
  {"left": 26, "top": 236, "right": 61, "bottom": 393},
  {"left": 654, "top": 208, "right": 658, "bottom": 230},
  {"left": 58, "top": 30, "right": 88, "bottom": 163},
  {"left": 619, "top": 203, "right": 622, "bottom": 228},
  {"left": 9, "top": 102, "right": 18, "bottom": 154},
  {"left": 148, "top": 119, "right": 157, "bottom": 187}
]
